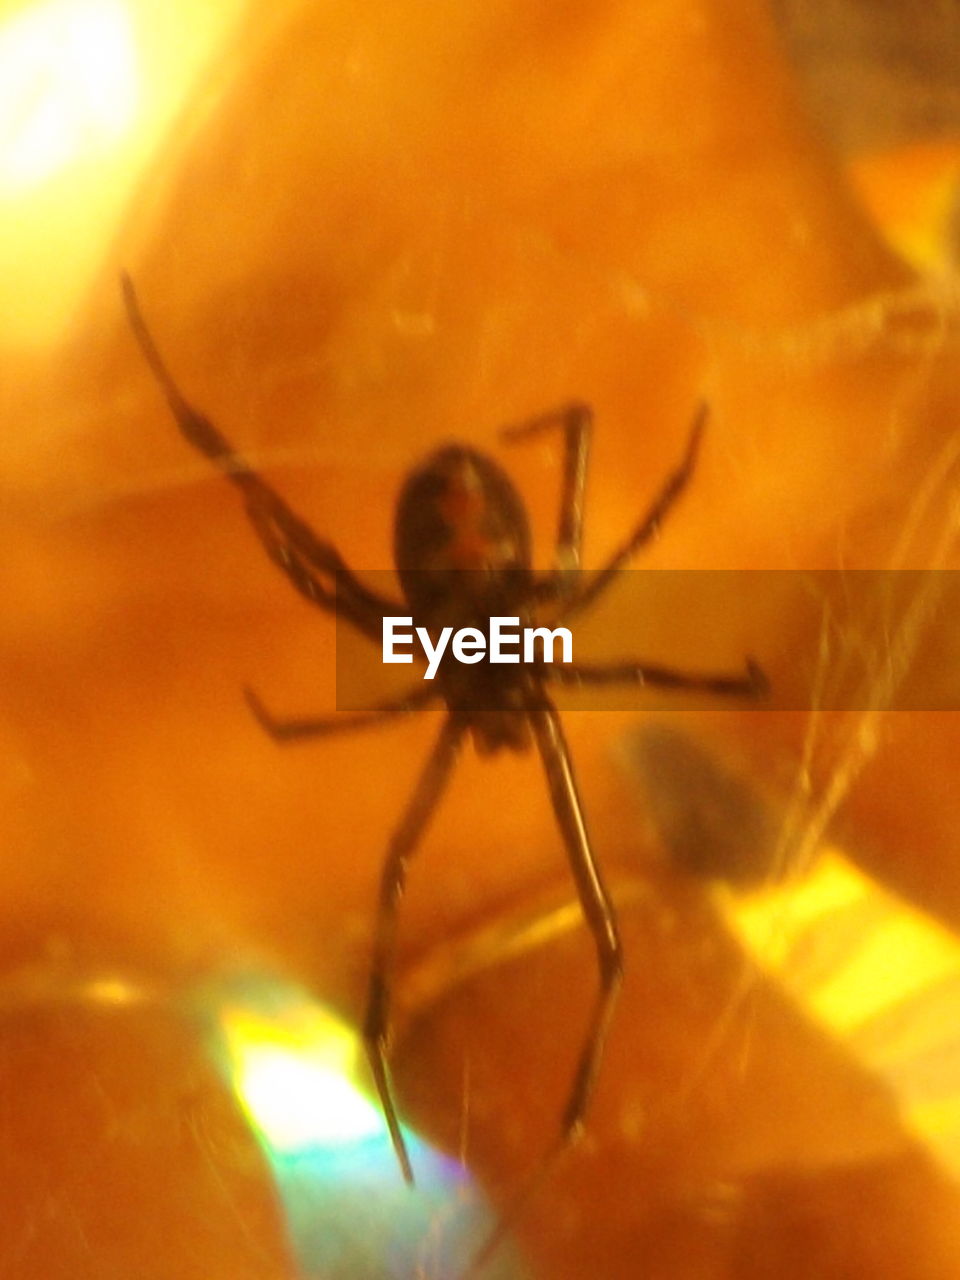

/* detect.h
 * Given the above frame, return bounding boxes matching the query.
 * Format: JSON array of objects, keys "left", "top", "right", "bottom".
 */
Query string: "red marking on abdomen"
[{"left": 438, "top": 470, "right": 496, "bottom": 569}]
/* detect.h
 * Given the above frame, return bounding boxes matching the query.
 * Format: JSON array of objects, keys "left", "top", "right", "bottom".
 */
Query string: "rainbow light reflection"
[
  {"left": 204, "top": 972, "right": 525, "bottom": 1280},
  {"left": 222, "top": 1003, "right": 383, "bottom": 1152}
]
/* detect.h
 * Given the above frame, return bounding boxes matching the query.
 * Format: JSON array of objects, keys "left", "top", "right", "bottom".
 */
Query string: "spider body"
[
  {"left": 394, "top": 445, "right": 533, "bottom": 596},
  {"left": 394, "top": 445, "right": 539, "bottom": 753},
  {"left": 123, "top": 275, "right": 765, "bottom": 1189}
]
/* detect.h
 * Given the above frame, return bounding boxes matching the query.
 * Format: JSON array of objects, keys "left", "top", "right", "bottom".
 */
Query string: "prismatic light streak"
[
  {"left": 719, "top": 848, "right": 960, "bottom": 1179},
  {"left": 220, "top": 1000, "right": 384, "bottom": 1156}
]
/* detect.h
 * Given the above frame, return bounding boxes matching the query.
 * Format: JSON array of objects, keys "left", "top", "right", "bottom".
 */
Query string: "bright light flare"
[
  {"left": 719, "top": 849, "right": 960, "bottom": 1176},
  {"left": 0, "top": 0, "right": 137, "bottom": 191},
  {"left": 208, "top": 977, "right": 502, "bottom": 1279},
  {"left": 221, "top": 1003, "right": 384, "bottom": 1155}
]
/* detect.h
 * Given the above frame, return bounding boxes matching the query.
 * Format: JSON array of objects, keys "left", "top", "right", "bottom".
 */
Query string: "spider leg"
[
  {"left": 501, "top": 401, "right": 592, "bottom": 577},
  {"left": 363, "top": 716, "right": 465, "bottom": 1184},
  {"left": 244, "top": 684, "right": 437, "bottom": 740},
  {"left": 558, "top": 401, "right": 708, "bottom": 619},
  {"left": 551, "top": 656, "right": 768, "bottom": 698},
  {"left": 122, "top": 274, "right": 399, "bottom": 639},
  {"left": 243, "top": 503, "right": 386, "bottom": 642},
  {"left": 528, "top": 700, "right": 623, "bottom": 1148}
]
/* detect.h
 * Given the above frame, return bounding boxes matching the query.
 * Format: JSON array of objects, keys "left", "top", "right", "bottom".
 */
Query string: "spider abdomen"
[{"left": 393, "top": 445, "right": 533, "bottom": 617}]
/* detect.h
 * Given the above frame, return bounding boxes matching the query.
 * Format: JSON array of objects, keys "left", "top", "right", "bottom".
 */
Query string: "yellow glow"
[
  {"left": 222, "top": 1003, "right": 383, "bottom": 1154},
  {"left": 849, "top": 143, "right": 960, "bottom": 275},
  {"left": 0, "top": 0, "right": 137, "bottom": 191},
  {"left": 720, "top": 849, "right": 960, "bottom": 1175},
  {"left": 82, "top": 975, "right": 152, "bottom": 1006},
  {"left": 0, "top": 0, "right": 246, "bottom": 346}
]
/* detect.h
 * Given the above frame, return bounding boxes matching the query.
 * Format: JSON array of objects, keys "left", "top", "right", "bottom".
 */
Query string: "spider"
[{"left": 122, "top": 276, "right": 765, "bottom": 1185}]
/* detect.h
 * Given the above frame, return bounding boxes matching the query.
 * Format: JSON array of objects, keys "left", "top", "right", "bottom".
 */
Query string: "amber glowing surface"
[{"left": 3, "top": 1, "right": 960, "bottom": 1277}]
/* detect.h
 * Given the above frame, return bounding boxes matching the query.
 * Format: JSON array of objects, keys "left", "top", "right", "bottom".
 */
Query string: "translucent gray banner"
[{"left": 333, "top": 570, "right": 959, "bottom": 712}]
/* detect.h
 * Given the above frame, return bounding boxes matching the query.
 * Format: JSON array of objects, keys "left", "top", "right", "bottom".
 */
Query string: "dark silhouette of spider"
[{"left": 123, "top": 276, "right": 765, "bottom": 1186}]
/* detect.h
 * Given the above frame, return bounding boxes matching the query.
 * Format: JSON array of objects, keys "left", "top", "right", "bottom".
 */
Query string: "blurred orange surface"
[{"left": 4, "top": 1, "right": 960, "bottom": 1276}]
